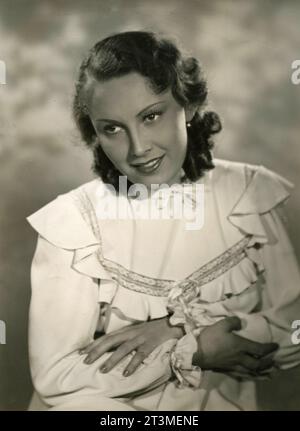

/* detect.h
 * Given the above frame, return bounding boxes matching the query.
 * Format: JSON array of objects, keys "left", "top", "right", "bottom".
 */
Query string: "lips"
[
  {"left": 132, "top": 156, "right": 163, "bottom": 167},
  {"left": 131, "top": 155, "right": 165, "bottom": 174}
]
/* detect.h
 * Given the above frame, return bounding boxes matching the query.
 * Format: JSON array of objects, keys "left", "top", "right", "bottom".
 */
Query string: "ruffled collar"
[{"left": 26, "top": 159, "right": 294, "bottom": 321}]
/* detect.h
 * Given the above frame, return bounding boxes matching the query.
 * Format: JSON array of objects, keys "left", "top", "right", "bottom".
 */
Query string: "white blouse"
[{"left": 26, "top": 158, "right": 300, "bottom": 411}]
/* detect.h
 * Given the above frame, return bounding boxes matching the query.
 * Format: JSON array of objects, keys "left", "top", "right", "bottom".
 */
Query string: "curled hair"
[{"left": 73, "top": 31, "right": 222, "bottom": 189}]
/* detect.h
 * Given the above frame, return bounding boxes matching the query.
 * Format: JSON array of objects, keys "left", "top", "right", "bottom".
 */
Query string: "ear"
[{"left": 184, "top": 104, "right": 198, "bottom": 122}]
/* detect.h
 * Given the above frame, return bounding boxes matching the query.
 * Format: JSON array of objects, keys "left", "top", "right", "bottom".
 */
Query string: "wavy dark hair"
[{"left": 73, "top": 31, "right": 222, "bottom": 190}]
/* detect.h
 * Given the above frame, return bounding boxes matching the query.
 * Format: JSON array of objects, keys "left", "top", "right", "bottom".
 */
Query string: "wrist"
[
  {"left": 172, "top": 324, "right": 185, "bottom": 339},
  {"left": 192, "top": 350, "right": 203, "bottom": 367},
  {"left": 165, "top": 316, "right": 185, "bottom": 339},
  {"left": 192, "top": 334, "right": 205, "bottom": 368}
]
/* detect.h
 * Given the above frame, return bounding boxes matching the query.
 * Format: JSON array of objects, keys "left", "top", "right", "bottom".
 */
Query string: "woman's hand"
[
  {"left": 193, "top": 317, "right": 278, "bottom": 376},
  {"left": 80, "top": 316, "right": 184, "bottom": 376}
]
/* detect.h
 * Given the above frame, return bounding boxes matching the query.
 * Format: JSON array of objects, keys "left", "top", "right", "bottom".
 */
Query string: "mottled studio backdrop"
[{"left": 0, "top": 0, "right": 299, "bottom": 410}]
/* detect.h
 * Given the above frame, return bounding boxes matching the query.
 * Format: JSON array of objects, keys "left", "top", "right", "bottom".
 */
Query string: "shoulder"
[
  {"left": 211, "top": 158, "right": 289, "bottom": 185},
  {"left": 26, "top": 179, "right": 102, "bottom": 249},
  {"left": 198, "top": 158, "right": 294, "bottom": 244},
  {"left": 207, "top": 158, "right": 294, "bottom": 213},
  {"left": 206, "top": 159, "right": 293, "bottom": 238}
]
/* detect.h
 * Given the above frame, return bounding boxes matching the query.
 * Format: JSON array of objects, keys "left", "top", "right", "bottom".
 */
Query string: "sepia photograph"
[{"left": 0, "top": 0, "right": 300, "bottom": 412}]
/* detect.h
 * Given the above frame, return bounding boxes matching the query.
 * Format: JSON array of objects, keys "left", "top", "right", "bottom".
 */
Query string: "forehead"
[{"left": 86, "top": 72, "right": 171, "bottom": 118}]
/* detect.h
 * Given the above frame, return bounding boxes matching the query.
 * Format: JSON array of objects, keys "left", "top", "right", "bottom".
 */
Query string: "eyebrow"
[{"left": 95, "top": 101, "right": 166, "bottom": 124}]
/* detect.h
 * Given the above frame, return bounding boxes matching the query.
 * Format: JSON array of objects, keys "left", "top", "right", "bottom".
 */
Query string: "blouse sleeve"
[
  {"left": 168, "top": 162, "right": 300, "bottom": 376},
  {"left": 28, "top": 234, "right": 175, "bottom": 408},
  {"left": 217, "top": 163, "right": 300, "bottom": 370},
  {"left": 209, "top": 163, "right": 300, "bottom": 370},
  {"left": 239, "top": 205, "right": 300, "bottom": 369}
]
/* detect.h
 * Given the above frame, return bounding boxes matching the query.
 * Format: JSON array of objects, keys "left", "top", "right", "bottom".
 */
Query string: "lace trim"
[{"left": 72, "top": 188, "right": 252, "bottom": 297}]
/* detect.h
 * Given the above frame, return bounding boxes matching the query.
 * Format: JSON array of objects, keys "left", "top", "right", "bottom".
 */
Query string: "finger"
[
  {"left": 84, "top": 334, "right": 127, "bottom": 364},
  {"left": 237, "top": 336, "right": 278, "bottom": 358},
  {"left": 240, "top": 354, "right": 261, "bottom": 371},
  {"left": 123, "top": 348, "right": 151, "bottom": 377},
  {"left": 232, "top": 365, "right": 258, "bottom": 376},
  {"left": 255, "top": 357, "right": 275, "bottom": 372},
  {"left": 211, "top": 365, "right": 249, "bottom": 375},
  {"left": 99, "top": 339, "right": 141, "bottom": 373},
  {"left": 227, "top": 371, "right": 252, "bottom": 380},
  {"left": 82, "top": 331, "right": 125, "bottom": 354},
  {"left": 239, "top": 355, "right": 274, "bottom": 376},
  {"left": 80, "top": 323, "right": 145, "bottom": 355},
  {"left": 219, "top": 316, "right": 242, "bottom": 333},
  {"left": 80, "top": 336, "right": 108, "bottom": 355}
]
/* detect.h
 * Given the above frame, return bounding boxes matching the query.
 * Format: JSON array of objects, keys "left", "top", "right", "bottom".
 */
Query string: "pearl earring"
[{"left": 186, "top": 122, "right": 191, "bottom": 128}]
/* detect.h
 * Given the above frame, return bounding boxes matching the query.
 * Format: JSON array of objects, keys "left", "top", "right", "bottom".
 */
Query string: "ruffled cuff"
[
  {"left": 167, "top": 284, "right": 224, "bottom": 335},
  {"left": 168, "top": 285, "right": 200, "bottom": 334},
  {"left": 170, "top": 332, "right": 202, "bottom": 388}
]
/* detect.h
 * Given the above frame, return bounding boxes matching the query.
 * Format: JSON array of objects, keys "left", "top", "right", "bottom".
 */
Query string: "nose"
[{"left": 128, "top": 128, "right": 152, "bottom": 158}]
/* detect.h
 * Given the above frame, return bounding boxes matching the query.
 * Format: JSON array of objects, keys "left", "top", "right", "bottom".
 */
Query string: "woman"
[{"left": 27, "top": 31, "right": 300, "bottom": 411}]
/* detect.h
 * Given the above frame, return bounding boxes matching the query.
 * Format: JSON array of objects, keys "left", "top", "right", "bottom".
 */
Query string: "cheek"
[
  {"left": 100, "top": 142, "right": 128, "bottom": 167},
  {"left": 162, "top": 111, "right": 187, "bottom": 147},
  {"left": 166, "top": 121, "right": 188, "bottom": 152}
]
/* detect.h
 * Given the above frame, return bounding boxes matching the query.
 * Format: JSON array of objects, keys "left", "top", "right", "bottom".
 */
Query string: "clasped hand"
[
  {"left": 80, "top": 317, "right": 184, "bottom": 376},
  {"left": 80, "top": 316, "right": 278, "bottom": 378},
  {"left": 192, "top": 317, "right": 278, "bottom": 378}
]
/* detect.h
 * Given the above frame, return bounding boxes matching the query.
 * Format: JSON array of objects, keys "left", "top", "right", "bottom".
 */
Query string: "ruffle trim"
[
  {"left": 27, "top": 192, "right": 100, "bottom": 250},
  {"left": 227, "top": 164, "right": 294, "bottom": 243},
  {"left": 170, "top": 332, "right": 202, "bottom": 388},
  {"left": 168, "top": 246, "right": 264, "bottom": 331},
  {"left": 26, "top": 164, "right": 294, "bottom": 323},
  {"left": 168, "top": 164, "right": 294, "bottom": 331}
]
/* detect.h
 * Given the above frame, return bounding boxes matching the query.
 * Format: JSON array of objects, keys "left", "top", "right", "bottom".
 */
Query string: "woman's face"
[{"left": 86, "top": 72, "right": 192, "bottom": 189}]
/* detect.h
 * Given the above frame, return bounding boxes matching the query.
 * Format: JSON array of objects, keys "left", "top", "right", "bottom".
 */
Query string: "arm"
[
  {"left": 166, "top": 207, "right": 299, "bottom": 380},
  {"left": 29, "top": 235, "right": 175, "bottom": 408},
  {"left": 192, "top": 206, "right": 300, "bottom": 376},
  {"left": 235, "top": 206, "right": 300, "bottom": 369}
]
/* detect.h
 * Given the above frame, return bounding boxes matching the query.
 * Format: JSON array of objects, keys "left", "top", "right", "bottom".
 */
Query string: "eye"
[
  {"left": 103, "top": 124, "right": 122, "bottom": 135},
  {"left": 143, "top": 111, "right": 162, "bottom": 123}
]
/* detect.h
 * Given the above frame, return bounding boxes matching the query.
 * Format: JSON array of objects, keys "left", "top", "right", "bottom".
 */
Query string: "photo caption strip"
[{"left": 99, "top": 414, "right": 200, "bottom": 428}]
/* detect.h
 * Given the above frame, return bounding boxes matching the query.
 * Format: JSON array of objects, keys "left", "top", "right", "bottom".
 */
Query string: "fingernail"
[
  {"left": 123, "top": 370, "right": 130, "bottom": 377},
  {"left": 100, "top": 365, "right": 107, "bottom": 373},
  {"left": 79, "top": 350, "right": 85, "bottom": 355},
  {"left": 84, "top": 357, "right": 92, "bottom": 364}
]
